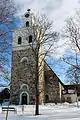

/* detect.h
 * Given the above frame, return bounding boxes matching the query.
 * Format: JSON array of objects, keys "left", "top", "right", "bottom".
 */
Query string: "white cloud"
[
  {"left": 13, "top": 0, "right": 80, "bottom": 31},
  {"left": 52, "top": 0, "right": 80, "bottom": 31}
]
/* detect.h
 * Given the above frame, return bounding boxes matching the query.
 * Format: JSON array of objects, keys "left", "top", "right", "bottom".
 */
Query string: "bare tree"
[
  {"left": 25, "top": 13, "right": 59, "bottom": 115},
  {"left": 61, "top": 13, "right": 80, "bottom": 69},
  {"left": 61, "top": 11, "right": 80, "bottom": 78},
  {"left": 0, "top": 0, "right": 16, "bottom": 85},
  {"left": 66, "top": 66, "right": 80, "bottom": 107},
  {"left": 0, "top": 1, "right": 17, "bottom": 120},
  {"left": 61, "top": 11, "right": 80, "bottom": 107},
  {"left": 66, "top": 66, "right": 80, "bottom": 84},
  {"left": 63, "top": 16, "right": 80, "bottom": 52}
]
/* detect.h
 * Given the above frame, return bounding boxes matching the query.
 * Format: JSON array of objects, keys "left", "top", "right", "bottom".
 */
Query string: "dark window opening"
[
  {"left": 45, "top": 95, "right": 49, "bottom": 103},
  {"left": 26, "top": 21, "right": 29, "bottom": 27},
  {"left": 25, "top": 13, "right": 29, "bottom": 18},
  {"left": 29, "top": 35, "right": 32, "bottom": 43},
  {"left": 77, "top": 92, "right": 80, "bottom": 96},
  {"left": 27, "top": 9, "right": 31, "bottom": 12},
  {"left": 18, "top": 36, "right": 22, "bottom": 44}
]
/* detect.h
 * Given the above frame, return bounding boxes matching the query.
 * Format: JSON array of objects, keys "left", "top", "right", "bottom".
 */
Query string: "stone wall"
[
  {"left": 44, "top": 63, "right": 60, "bottom": 103},
  {"left": 10, "top": 49, "right": 36, "bottom": 104}
]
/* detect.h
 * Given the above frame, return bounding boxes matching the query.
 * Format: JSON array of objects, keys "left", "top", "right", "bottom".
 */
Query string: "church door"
[{"left": 22, "top": 93, "right": 27, "bottom": 105}]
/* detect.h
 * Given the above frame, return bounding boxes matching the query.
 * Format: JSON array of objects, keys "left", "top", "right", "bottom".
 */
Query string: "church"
[{"left": 10, "top": 9, "right": 64, "bottom": 105}]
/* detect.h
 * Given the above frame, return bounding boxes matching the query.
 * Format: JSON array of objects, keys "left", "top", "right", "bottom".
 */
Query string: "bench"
[{"left": 2, "top": 106, "right": 17, "bottom": 113}]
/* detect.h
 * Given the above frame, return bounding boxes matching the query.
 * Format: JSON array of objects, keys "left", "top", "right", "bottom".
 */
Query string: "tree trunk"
[
  {"left": 35, "top": 54, "right": 39, "bottom": 115},
  {"left": 6, "top": 99, "right": 10, "bottom": 120},
  {"left": 75, "top": 87, "right": 79, "bottom": 108}
]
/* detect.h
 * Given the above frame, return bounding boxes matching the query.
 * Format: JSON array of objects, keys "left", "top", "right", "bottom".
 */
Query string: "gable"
[{"left": 44, "top": 61, "right": 64, "bottom": 87}]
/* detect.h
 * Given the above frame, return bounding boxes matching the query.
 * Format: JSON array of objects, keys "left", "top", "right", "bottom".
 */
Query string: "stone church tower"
[
  {"left": 10, "top": 9, "right": 64, "bottom": 105},
  {"left": 10, "top": 9, "right": 45, "bottom": 105}
]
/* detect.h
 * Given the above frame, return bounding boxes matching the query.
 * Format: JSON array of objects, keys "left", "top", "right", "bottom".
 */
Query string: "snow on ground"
[{"left": 0, "top": 102, "right": 80, "bottom": 120}]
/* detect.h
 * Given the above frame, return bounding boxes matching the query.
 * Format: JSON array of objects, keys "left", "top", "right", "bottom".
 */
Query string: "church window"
[
  {"left": 26, "top": 21, "right": 29, "bottom": 27},
  {"left": 29, "top": 35, "right": 32, "bottom": 43},
  {"left": 18, "top": 36, "right": 22, "bottom": 44},
  {"left": 25, "top": 13, "right": 29, "bottom": 18},
  {"left": 20, "top": 84, "right": 29, "bottom": 91},
  {"left": 20, "top": 57, "right": 28, "bottom": 67}
]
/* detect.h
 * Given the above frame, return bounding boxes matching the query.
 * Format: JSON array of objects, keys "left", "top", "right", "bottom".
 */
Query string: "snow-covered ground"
[{"left": 0, "top": 102, "right": 80, "bottom": 120}]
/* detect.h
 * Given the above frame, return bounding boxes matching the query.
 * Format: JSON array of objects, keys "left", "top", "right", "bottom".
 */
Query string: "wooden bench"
[{"left": 2, "top": 106, "right": 17, "bottom": 113}]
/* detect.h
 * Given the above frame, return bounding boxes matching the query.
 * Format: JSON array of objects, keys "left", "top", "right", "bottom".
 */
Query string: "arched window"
[
  {"left": 18, "top": 36, "right": 22, "bottom": 44},
  {"left": 26, "top": 21, "right": 29, "bottom": 27},
  {"left": 20, "top": 84, "right": 29, "bottom": 91},
  {"left": 29, "top": 35, "right": 32, "bottom": 43},
  {"left": 20, "top": 57, "right": 28, "bottom": 67}
]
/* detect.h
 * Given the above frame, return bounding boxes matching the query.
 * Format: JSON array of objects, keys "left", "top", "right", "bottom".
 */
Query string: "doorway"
[{"left": 21, "top": 93, "right": 27, "bottom": 105}]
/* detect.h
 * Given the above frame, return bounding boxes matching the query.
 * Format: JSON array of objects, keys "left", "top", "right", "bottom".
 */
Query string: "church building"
[{"left": 10, "top": 9, "right": 64, "bottom": 105}]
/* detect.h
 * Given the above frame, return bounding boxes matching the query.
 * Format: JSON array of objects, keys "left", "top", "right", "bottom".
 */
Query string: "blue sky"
[
  {"left": 0, "top": 17, "right": 21, "bottom": 87},
  {"left": 46, "top": 50, "right": 80, "bottom": 84}
]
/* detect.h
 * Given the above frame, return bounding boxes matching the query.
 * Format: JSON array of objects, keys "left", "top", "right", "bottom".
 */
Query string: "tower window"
[
  {"left": 26, "top": 21, "right": 29, "bottom": 27},
  {"left": 29, "top": 35, "right": 32, "bottom": 43},
  {"left": 25, "top": 13, "right": 29, "bottom": 18},
  {"left": 18, "top": 36, "right": 22, "bottom": 44}
]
